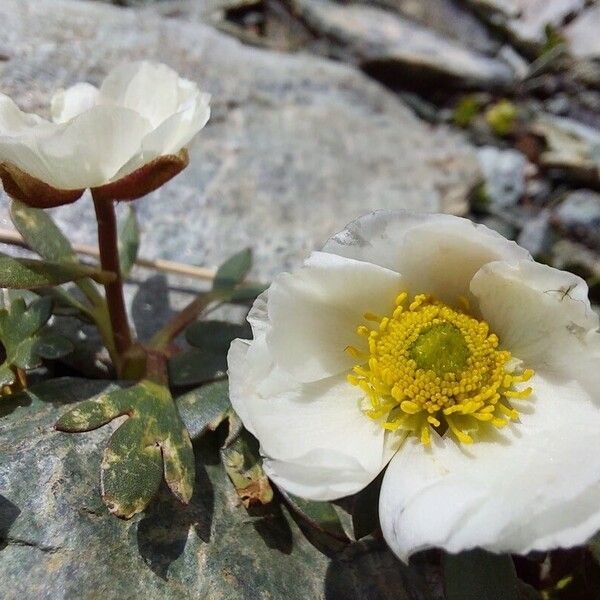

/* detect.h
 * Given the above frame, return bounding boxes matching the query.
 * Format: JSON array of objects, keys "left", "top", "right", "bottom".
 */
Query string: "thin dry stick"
[{"left": 0, "top": 227, "right": 217, "bottom": 281}]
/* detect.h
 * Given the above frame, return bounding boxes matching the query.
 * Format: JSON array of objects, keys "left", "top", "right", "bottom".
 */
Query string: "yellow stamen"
[{"left": 348, "top": 291, "right": 535, "bottom": 445}]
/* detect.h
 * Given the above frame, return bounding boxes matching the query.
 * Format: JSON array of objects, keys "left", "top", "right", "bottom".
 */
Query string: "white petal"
[
  {"left": 0, "top": 94, "right": 56, "bottom": 184},
  {"left": 51, "top": 83, "right": 100, "bottom": 123},
  {"left": 267, "top": 251, "right": 402, "bottom": 383},
  {"left": 109, "top": 91, "right": 210, "bottom": 182},
  {"left": 228, "top": 335, "right": 397, "bottom": 500},
  {"left": 324, "top": 211, "right": 530, "bottom": 305},
  {"left": 379, "top": 374, "right": 600, "bottom": 561},
  {"left": 471, "top": 260, "right": 600, "bottom": 396},
  {"left": 37, "top": 106, "right": 151, "bottom": 189},
  {"left": 99, "top": 61, "right": 202, "bottom": 128}
]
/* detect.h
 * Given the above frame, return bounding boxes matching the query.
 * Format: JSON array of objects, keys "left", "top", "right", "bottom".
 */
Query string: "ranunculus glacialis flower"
[
  {"left": 228, "top": 211, "right": 600, "bottom": 561},
  {"left": 0, "top": 61, "right": 210, "bottom": 207}
]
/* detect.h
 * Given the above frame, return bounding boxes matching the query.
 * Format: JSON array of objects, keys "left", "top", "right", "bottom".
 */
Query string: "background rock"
[
  {"left": 0, "top": 0, "right": 480, "bottom": 281},
  {"left": 290, "top": 0, "right": 515, "bottom": 89}
]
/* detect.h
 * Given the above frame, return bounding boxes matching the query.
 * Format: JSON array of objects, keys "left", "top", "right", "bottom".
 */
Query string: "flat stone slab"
[
  {"left": 0, "top": 0, "right": 480, "bottom": 280},
  {"left": 290, "top": 0, "right": 515, "bottom": 89}
]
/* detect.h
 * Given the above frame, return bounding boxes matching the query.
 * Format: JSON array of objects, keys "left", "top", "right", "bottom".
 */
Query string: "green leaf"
[
  {"left": 33, "top": 333, "right": 74, "bottom": 359},
  {"left": 282, "top": 492, "right": 349, "bottom": 542},
  {"left": 230, "top": 283, "right": 268, "bottom": 302},
  {"left": 56, "top": 380, "right": 194, "bottom": 518},
  {"left": 10, "top": 199, "right": 76, "bottom": 262},
  {"left": 175, "top": 379, "right": 231, "bottom": 439},
  {"left": 443, "top": 550, "right": 519, "bottom": 600},
  {"left": 0, "top": 296, "right": 72, "bottom": 378},
  {"left": 221, "top": 427, "right": 273, "bottom": 507},
  {"left": 168, "top": 348, "right": 227, "bottom": 387},
  {"left": 0, "top": 255, "right": 115, "bottom": 289},
  {"left": 118, "top": 206, "right": 139, "bottom": 278},
  {"left": 185, "top": 320, "right": 251, "bottom": 353},
  {"left": 212, "top": 248, "right": 252, "bottom": 295}
]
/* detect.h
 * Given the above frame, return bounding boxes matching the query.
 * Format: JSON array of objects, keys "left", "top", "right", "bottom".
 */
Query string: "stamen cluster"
[{"left": 347, "top": 292, "right": 534, "bottom": 445}]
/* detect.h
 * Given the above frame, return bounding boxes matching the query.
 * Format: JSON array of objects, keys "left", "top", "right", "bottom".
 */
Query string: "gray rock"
[
  {"left": 552, "top": 189, "right": 600, "bottom": 250},
  {"left": 564, "top": 4, "right": 600, "bottom": 60},
  {"left": 532, "top": 115, "right": 600, "bottom": 188},
  {"left": 0, "top": 0, "right": 480, "bottom": 281},
  {"left": 466, "top": 0, "right": 586, "bottom": 52},
  {"left": 516, "top": 209, "right": 554, "bottom": 257},
  {"left": 0, "top": 379, "right": 419, "bottom": 599},
  {"left": 289, "top": 0, "right": 515, "bottom": 89},
  {"left": 477, "top": 146, "right": 527, "bottom": 208},
  {"left": 366, "top": 0, "right": 502, "bottom": 56}
]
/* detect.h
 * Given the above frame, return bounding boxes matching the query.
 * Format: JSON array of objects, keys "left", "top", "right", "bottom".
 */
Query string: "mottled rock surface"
[
  {"left": 0, "top": 379, "right": 420, "bottom": 600},
  {"left": 290, "top": 0, "right": 515, "bottom": 89},
  {"left": 0, "top": 0, "right": 480, "bottom": 280}
]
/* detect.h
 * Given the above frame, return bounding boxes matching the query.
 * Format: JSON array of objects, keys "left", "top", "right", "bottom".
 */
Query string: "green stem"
[
  {"left": 149, "top": 292, "right": 215, "bottom": 351},
  {"left": 92, "top": 193, "right": 133, "bottom": 368}
]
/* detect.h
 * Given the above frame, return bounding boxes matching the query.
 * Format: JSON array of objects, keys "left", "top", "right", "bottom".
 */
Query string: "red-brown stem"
[
  {"left": 92, "top": 193, "right": 133, "bottom": 362},
  {"left": 149, "top": 292, "right": 215, "bottom": 351}
]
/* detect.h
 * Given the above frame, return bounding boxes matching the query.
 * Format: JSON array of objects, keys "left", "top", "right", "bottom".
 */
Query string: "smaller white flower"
[
  {"left": 0, "top": 61, "right": 210, "bottom": 207},
  {"left": 228, "top": 210, "right": 600, "bottom": 561}
]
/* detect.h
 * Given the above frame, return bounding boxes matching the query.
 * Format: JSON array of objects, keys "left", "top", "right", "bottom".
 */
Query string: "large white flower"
[
  {"left": 0, "top": 61, "right": 210, "bottom": 207},
  {"left": 228, "top": 211, "right": 600, "bottom": 561}
]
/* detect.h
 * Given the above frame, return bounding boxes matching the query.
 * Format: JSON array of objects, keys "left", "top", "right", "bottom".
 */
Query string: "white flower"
[
  {"left": 227, "top": 211, "right": 600, "bottom": 561},
  {"left": 0, "top": 61, "right": 210, "bottom": 207}
]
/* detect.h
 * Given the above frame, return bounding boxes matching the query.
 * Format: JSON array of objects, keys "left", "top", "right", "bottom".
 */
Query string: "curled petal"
[
  {"left": 471, "top": 260, "right": 600, "bottom": 397},
  {"left": 324, "top": 210, "right": 530, "bottom": 305},
  {"left": 92, "top": 149, "right": 189, "bottom": 202}
]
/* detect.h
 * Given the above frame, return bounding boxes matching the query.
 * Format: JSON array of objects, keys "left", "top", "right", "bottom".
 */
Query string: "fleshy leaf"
[
  {"left": 212, "top": 248, "right": 252, "bottom": 296},
  {"left": 56, "top": 380, "right": 194, "bottom": 518},
  {"left": 168, "top": 348, "right": 227, "bottom": 387},
  {"left": 0, "top": 255, "right": 115, "bottom": 288},
  {"left": 175, "top": 379, "right": 231, "bottom": 439},
  {"left": 282, "top": 491, "right": 350, "bottom": 542},
  {"left": 185, "top": 320, "right": 251, "bottom": 353},
  {"left": 443, "top": 550, "right": 519, "bottom": 600},
  {"left": 33, "top": 333, "right": 75, "bottom": 359},
  {"left": 118, "top": 206, "right": 139, "bottom": 278},
  {"left": 221, "top": 426, "right": 273, "bottom": 508},
  {"left": 10, "top": 199, "right": 76, "bottom": 263},
  {"left": 230, "top": 283, "right": 268, "bottom": 302}
]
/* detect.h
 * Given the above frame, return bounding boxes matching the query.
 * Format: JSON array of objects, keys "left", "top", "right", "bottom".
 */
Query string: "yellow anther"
[
  {"left": 345, "top": 345, "right": 365, "bottom": 359},
  {"left": 400, "top": 400, "right": 420, "bottom": 414},
  {"left": 363, "top": 312, "right": 382, "bottom": 322},
  {"left": 348, "top": 290, "right": 534, "bottom": 446}
]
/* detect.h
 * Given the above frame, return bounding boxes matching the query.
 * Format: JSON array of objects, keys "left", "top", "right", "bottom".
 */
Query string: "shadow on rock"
[
  {"left": 131, "top": 275, "right": 176, "bottom": 343},
  {"left": 248, "top": 501, "right": 294, "bottom": 556},
  {"left": 0, "top": 495, "right": 21, "bottom": 551},
  {"left": 136, "top": 440, "right": 214, "bottom": 580},
  {"left": 325, "top": 537, "right": 432, "bottom": 600}
]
